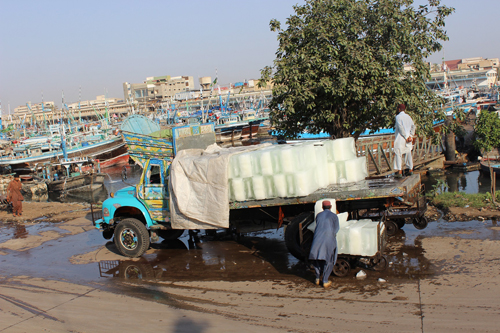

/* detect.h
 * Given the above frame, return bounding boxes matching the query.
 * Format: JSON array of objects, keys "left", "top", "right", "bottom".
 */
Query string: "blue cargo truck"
[{"left": 92, "top": 127, "right": 427, "bottom": 275}]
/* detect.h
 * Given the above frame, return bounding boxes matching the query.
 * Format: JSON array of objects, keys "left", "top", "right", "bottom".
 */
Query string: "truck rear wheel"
[
  {"left": 284, "top": 212, "right": 315, "bottom": 261},
  {"left": 114, "top": 218, "right": 150, "bottom": 258},
  {"left": 157, "top": 229, "right": 185, "bottom": 241}
]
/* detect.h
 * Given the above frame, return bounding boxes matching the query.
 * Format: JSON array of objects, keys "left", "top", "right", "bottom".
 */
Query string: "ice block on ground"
[{"left": 348, "top": 220, "right": 372, "bottom": 255}]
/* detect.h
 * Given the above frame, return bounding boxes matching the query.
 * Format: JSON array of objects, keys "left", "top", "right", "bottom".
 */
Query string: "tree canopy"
[
  {"left": 474, "top": 110, "right": 500, "bottom": 155},
  {"left": 261, "top": 0, "right": 454, "bottom": 139}
]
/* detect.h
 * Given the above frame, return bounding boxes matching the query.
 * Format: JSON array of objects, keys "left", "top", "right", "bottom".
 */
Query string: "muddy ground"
[{"left": 1, "top": 202, "right": 500, "bottom": 332}]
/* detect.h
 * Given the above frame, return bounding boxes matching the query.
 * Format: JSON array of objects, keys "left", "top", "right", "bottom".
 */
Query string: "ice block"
[
  {"left": 280, "top": 147, "right": 295, "bottom": 174},
  {"left": 264, "top": 175, "right": 276, "bottom": 198},
  {"left": 231, "top": 178, "right": 246, "bottom": 202},
  {"left": 252, "top": 176, "right": 266, "bottom": 200},
  {"left": 329, "top": 137, "right": 357, "bottom": 161},
  {"left": 273, "top": 174, "right": 287, "bottom": 197},
  {"left": 239, "top": 153, "right": 253, "bottom": 178},
  {"left": 260, "top": 150, "right": 274, "bottom": 176}
]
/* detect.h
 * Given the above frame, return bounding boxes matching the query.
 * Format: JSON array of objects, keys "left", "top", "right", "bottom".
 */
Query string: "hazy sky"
[{"left": 1, "top": 0, "right": 499, "bottom": 113}]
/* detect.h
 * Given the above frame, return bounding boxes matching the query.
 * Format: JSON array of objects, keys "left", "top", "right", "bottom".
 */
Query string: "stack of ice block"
[
  {"left": 310, "top": 217, "right": 382, "bottom": 257},
  {"left": 228, "top": 138, "right": 368, "bottom": 202}
]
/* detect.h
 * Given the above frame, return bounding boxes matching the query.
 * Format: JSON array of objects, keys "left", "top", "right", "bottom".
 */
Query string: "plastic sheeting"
[{"left": 169, "top": 143, "right": 271, "bottom": 229}]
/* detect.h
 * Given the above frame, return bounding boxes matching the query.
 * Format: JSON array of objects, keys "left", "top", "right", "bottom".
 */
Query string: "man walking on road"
[
  {"left": 7, "top": 175, "right": 23, "bottom": 217},
  {"left": 394, "top": 103, "right": 416, "bottom": 178},
  {"left": 309, "top": 200, "right": 340, "bottom": 288}
]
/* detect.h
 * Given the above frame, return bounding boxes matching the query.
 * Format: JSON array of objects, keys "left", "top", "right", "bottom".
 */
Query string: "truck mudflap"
[{"left": 90, "top": 203, "right": 104, "bottom": 228}]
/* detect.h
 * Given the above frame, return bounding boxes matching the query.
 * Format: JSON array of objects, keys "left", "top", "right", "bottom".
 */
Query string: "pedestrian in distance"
[
  {"left": 7, "top": 175, "right": 24, "bottom": 217},
  {"left": 393, "top": 103, "right": 416, "bottom": 178},
  {"left": 121, "top": 166, "right": 128, "bottom": 181},
  {"left": 308, "top": 200, "right": 340, "bottom": 288}
]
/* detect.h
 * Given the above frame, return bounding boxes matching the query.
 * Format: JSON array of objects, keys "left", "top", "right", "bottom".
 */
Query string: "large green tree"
[{"left": 261, "top": 0, "right": 454, "bottom": 139}]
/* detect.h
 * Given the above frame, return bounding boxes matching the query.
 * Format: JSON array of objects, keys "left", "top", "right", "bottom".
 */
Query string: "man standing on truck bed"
[
  {"left": 394, "top": 103, "right": 416, "bottom": 178},
  {"left": 309, "top": 200, "right": 339, "bottom": 288}
]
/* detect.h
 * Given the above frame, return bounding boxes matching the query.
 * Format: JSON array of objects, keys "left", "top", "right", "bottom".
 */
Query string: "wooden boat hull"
[
  {"left": 216, "top": 128, "right": 243, "bottom": 143},
  {"left": 1, "top": 136, "right": 124, "bottom": 169},
  {"left": 99, "top": 153, "right": 129, "bottom": 169},
  {"left": 241, "top": 119, "right": 264, "bottom": 139},
  {"left": 480, "top": 161, "right": 500, "bottom": 175},
  {"left": 47, "top": 173, "right": 106, "bottom": 192}
]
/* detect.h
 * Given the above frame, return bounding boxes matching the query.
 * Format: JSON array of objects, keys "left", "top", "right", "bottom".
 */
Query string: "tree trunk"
[{"left": 444, "top": 117, "right": 456, "bottom": 162}]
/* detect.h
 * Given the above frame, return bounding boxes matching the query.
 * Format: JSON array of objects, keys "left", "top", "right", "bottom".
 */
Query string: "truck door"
[{"left": 137, "top": 159, "right": 169, "bottom": 222}]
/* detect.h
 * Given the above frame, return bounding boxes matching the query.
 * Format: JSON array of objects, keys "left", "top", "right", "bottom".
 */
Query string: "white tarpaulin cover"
[{"left": 169, "top": 143, "right": 271, "bottom": 229}]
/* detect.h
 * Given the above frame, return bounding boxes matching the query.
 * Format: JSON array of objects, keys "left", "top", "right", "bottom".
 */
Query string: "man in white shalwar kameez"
[{"left": 394, "top": 104, "right": 415, "bottom": 178}]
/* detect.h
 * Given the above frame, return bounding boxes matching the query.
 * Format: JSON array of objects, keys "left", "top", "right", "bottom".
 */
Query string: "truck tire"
[
  {"left": 284, "top": 212, "right": 315, "bottom": 261},
  {"left": 413, "top": 216, "right": 428, "bottom": 230},
  {"left": 385, "top": 220, "right": 398, "bottom": 236},
  {"left": 114, "top": 218, "right": 150, "bottom": 258},
  {"left": 157, "top": 229, "right": 185, "bottom": 241},
  {"left": 118, "top": 261, "right": 155, "bottom": 281}
]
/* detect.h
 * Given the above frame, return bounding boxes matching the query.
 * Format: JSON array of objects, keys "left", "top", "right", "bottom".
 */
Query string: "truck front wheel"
[{"left": 114, "top": 218, "right": 150, "bottom": 258}]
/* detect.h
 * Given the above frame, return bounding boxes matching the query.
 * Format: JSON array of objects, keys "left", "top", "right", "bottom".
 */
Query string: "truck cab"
[
  {"left": 93, "top": 158, "right": 182, "bottom": 257},
  {"left": 93, "top": 122, "right": 217, "bottom": 257}
]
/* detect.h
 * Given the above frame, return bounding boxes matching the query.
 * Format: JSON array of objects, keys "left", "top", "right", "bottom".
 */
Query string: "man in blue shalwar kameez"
[{"left": 309, "top": 200, "right": 340, "bottom": 288}]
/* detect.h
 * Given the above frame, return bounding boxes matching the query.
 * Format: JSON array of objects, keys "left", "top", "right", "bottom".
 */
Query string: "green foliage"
[
  {"left": 430, "top": 191, "right": 500, "bottom": 210},
  {"left": 426, "top": 178, "right": 448, "bottom": 198},
  {"left": 473, "top": 110, "right": 500, "bottom": 154},
  {"left": 261, "top": 0, "right": 454, "bottom": 139}
]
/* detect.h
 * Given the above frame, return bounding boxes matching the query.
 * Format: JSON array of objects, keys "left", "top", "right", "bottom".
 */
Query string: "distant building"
[
  {"left": 432, "top": 57, "right": 500, "bottom": 72},
  {"left": 426, "top": 57, "right": 499, "bottom": 90},
  {"left": 123, "top": 75, "right": 195, "bottom": 103},
  {"left": 14, "top": 101, "right": 56, "bottom": 115}
]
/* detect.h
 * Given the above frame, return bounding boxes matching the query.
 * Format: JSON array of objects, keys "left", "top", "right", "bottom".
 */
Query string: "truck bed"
[{"left": 229, "top": 174, "right": 421, "bottom": 209}]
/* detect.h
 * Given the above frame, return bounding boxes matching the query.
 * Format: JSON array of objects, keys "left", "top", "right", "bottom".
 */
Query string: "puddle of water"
[
  {"left": 2, "top": 213, "right": 499, "bottom": 288},
  {"left": 422, "top": 169, "right": 500, "bottom": 195}
]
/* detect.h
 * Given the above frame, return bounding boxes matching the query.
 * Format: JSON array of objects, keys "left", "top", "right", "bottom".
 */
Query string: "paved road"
[{"left": 1, "top": 215, "right": 499, "bottom": 332}]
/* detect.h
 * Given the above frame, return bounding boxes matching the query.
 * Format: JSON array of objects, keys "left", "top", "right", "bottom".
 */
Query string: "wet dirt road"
[{"left": 1, "top": 209, "right": 500, "bottom": 332}]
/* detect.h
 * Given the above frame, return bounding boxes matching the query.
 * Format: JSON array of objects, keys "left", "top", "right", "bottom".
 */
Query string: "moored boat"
[{"left": 480, "top": 160, "right": 500, "bottom": 175}]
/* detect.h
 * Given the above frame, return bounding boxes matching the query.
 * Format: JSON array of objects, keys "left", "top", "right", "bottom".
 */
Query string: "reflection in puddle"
[
  {"left": 100, "top": 238, "right": 282, "bottom": 282},
  {"left": 13, "top": 224, "right": 28, "bottom": 239},
  {"left": 97, "top": 218, "right": 500, "bottom": 285},
  {"left": 422, "top": 169, "right": 500, "bottom": 195}
]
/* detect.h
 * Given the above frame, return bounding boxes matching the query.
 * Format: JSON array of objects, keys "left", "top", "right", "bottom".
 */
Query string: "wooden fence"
[{"left": 356, "top": 134, "right": 444, "bottom": 176}]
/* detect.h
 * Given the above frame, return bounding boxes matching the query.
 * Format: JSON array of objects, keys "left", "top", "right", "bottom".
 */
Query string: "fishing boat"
[
  {"left": 42, "top": 157, "right": 106, "bottom": 192},
  {"left": 214, "top": 114, "right": 244, "bottom": 142},
  {"left": 0, "top": 133, "right": 125, "bottom": 171},
  {"left": 480, "top": 160, "right": 500, "bottom": 176},
  {"left": 240, "top": 110, "right": 266, "bottom": 139}
]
